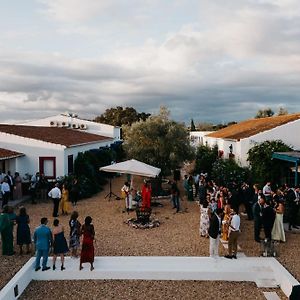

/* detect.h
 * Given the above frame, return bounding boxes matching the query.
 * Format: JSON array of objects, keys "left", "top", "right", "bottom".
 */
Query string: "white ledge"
[{"left": 0, "top": 256, "right": 299, "bottom": 299}]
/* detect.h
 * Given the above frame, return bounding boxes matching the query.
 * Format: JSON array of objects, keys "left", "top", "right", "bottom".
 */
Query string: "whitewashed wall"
[
  {"left": 204, "top": 119, "right": 300, "bottom": 167},
  {"left": 0, "top": 132, "right": 64, "bottom": 177},
  {"left": 0, "top": 132, "right": 112, "bottom": 178}
]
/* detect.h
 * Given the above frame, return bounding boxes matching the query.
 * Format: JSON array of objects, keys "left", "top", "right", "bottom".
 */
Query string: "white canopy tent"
[
  {"left": 100, "top": 159, "right": 161, "bottom": 178},
  {"left": 100, "top": 159, "right": 161, "bottom": 199}
]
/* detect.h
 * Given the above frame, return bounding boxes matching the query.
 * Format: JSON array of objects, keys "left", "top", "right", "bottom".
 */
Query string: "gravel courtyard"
[{"left": 1, "top": 175, "right": 299, "bottom": 299}]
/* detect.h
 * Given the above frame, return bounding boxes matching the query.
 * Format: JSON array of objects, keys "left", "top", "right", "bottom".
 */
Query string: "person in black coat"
[
  {"left": 262, "top": 200, "right": 276, "bottom": 240},
  {"left": 252, "top": 193, "right": 265, "bottom": 242},
  {"left": 208, "top": 208, "right": 223, "bottom": 257}
]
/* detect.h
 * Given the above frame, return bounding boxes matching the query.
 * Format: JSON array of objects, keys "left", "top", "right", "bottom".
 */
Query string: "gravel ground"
[{"left": 0, "top": 175, "right": 298, "bottom": 299}]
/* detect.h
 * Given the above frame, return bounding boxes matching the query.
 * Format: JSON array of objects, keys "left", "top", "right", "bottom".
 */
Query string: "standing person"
[
  {"left": 39, "top": 173, "right": 49, "bottom": 201},
  {"left": 69, "top": 211, "right": 81, "bottom": 258},
  {"left": 224, "top": 208, "right": 240, "bottom": 259},
  {"left": 70, "top": 177, "right": 79, "bottom": 206},
  {"left": 221, "top": 204, "right": 231, "bottom": 241},
  {"left": 52, "top": 219, "right": 69, "bottom": 270},
  {"left": 13, "top": 172, "right": 23, "bottom": 200},
  {"left": 170, "top": 180, "right": 180, "bottom": 213},
  {"left": 79, "top": 216, "right": 95, "bottom": 271},
  {"left": 141, "top": 181, "right": 152, "bottom": 209},
  {"left": 16, "top": 207, "right": 31, "bottom": 255},
  {"left": 193, "top": 173, "right": 200, "bottom": 198},
  {"left": 208, "top": 208, "right": 223, "bottom": 258},
  {"left": 271, "top": 199, "right": 286, "bottom": 242},
  {"left": 30, "top": 172, "right": 40, "bottom": 204},
  {"left": 48, "top": 183, "right": 61, "bottom": 218},
  {"left": 121, "top": 182, "right": 131, "bottom": 212},
  {"left": 187, "top": 175, "right": 194, "bottom": 201},
  {"left": 287, "top": 186, "right": 300, "bottom": 230},
  {"left": 183, "top": 175, "right": 189, "bottom": 200},
  {"left": 198, "top": 175, "right": 207, "bottom": 205},
  {"left": 33, "top": 217, "right": 52, "bottom": 271},
  {"left": 241, "top": 183, "right": 254, "bottom": 221},
  {"left": 262, "top": 200, "right": 276, "bottom": 240},
  {"left": 252, "top": 194, "right": 265, "bottom": 242},
  {"left": 199, "top": 198, "right": 210, "bottom": 238},
  {"left": 5, "top": 171, "right": 14, "bottom": 200},
  {"left": 1, "top": 178, "right": 10, "bottom": 208},
  {"left": 263, "top": 181, "right": 272, "bottom": 202},
  {"left": 59, "top": 184, "right": 70, "bottom": 215},
  {"left": 0, "top": 205, "right": 15, "bottom": 255}
]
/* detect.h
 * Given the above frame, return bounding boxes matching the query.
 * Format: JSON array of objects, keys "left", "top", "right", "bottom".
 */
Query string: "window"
[{"left": 39, "top": 157, "right": 56, "bottom": 179}]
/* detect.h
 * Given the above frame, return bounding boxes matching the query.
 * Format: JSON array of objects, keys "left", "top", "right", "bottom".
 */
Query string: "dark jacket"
[
  {"left": 252, "top": 202, "right": 263, "bottom": 221},
  {"left": 208, "top": 213, "right": 221, "bottom": 239},
  {"left": 262, "top": 205, "right": 276, "bottom": 229}
]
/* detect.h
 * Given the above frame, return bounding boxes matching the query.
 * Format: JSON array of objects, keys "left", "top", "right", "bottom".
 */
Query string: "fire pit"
[{"left": 124, "top": 207, "right": 160, "bottom": 229}]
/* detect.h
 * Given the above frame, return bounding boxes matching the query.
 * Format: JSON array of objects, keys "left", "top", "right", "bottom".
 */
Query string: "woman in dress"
[
  {"left": 79, "top": 216, "right": 95, "bottom": 271},
  {"left": 59, "top": 184, "right": 70, "bottom": 215},
  {"left": 16, "top": 207, "right": 31, "bottom": 254},
  {"left": 199, "top": 198, "right": 210, "bottom": 238},
  {"left": 0, "top": 205, "right": 14, "bottom": 255},
  {"left": 221, "top": 204, "right": 232, "bottom": 241},
  {"left": 271, "top": 199, "right": 286, "bottom": 242},
  {"left": 13, "top": 172, "right": 22, "bottom": 200},
  {"left": 69, "top": 211, "right": 81, "bottom": 258},
  {"left": 52, "top": 219, "right": 69, "bottom": 270}
]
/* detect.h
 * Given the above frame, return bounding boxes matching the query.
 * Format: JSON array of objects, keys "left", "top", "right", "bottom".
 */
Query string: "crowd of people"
[
  {"left": 0, "top": 204, "right": 95, "bottom": 271},
  {"left": 184, "top": 173, "right": 300, "bottom": 258},
  {"left": 0, "top": 170, "right": 23, "bottom": 207}
]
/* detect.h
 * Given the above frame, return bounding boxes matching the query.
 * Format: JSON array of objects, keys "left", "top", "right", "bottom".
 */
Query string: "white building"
[
  {"left": 189, "top": 131, "right": 213, "bottom": 148},
  {"left": 203, "top": 113, "right": 300, "bottom": 166},
  {"left": 0, "top": 124, "right": 113, "bottom": 179},
  {"left": 21, "top": 112, "right": 121, "bottom": 141}
]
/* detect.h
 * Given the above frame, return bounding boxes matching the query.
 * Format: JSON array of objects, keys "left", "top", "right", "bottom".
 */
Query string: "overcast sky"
[{"left": 1, "top": 0, "right": 300, "bottom": 124}]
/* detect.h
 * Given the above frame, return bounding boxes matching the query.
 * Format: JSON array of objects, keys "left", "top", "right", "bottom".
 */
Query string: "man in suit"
[
  {"left": 208, "top": 208, "right": 223, "bottom": 258},
  {"left": 253, "top": 194, "right": 265, "bottom": 242},
  {"left": 262, "top": 200, "right": 276, "bottom": 240},
  {"left": 33, "top": 217, "right": 53, "bottom": 271}
]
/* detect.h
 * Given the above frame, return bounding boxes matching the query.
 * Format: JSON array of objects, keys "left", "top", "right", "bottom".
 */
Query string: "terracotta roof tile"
[
  {"left": 0, "top": 125, "right": 112, "bottom": 147},
  {"left": 0, "top": 148, "right": 24, "bottom": 160},
  {"left": 207, "top": 113, "right": 300, "bottom": 140}
]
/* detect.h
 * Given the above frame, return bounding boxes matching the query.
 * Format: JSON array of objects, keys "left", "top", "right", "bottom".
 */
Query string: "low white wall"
[{"left": 1, "top": 256, "right": 299, "bottom": 299}]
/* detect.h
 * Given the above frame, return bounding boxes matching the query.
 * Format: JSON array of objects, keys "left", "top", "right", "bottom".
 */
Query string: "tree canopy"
[
  {"left": 94, "top": 106, "right": 150, "bottom": 127},
  {"left": 194, "top": 145, "right": 218, "bottom": 176},
  {"left": 247, "top": 140, "right": 292, "bottom": 185},
  {"left": 123, "top": 107, "right": 194, "bottom": 175},
  {"left": 255, "top": 108, "right": 275, "bottom": 118}
]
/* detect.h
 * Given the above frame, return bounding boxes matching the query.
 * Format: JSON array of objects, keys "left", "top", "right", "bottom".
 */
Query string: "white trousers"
[{"left": 209, "top": 235, "right": 220, "bottom": 257}]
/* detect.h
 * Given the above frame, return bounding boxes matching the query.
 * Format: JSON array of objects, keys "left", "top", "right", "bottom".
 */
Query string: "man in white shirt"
[
  {"left": 1, "top": 178, "right": 10, "bottom": 208},
  {"left": 263, "top": 181, "right": 272, "bottom": 201},
  {"left": 48, "top": 183, "right": 61, "bottom": 217},
  {"left": 224, "top": 208, "right": 240, "bottom": 259}
]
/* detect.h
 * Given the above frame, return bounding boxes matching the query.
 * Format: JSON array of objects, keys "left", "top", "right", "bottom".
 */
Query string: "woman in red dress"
[
  {"left": 79, "top": 216, "right": 95, "bottom": 271},
  {"left": 141, "top": 181, "right": 152, "bottom": 209}
]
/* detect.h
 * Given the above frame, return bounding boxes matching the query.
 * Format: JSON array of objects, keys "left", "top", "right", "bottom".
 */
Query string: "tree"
[
  {"left": 211, "top": 159, "right": 250, "bottom": 187},
  {"left": 247, "top": 140, "right": 292, "bottom": 185},
  {"left": 190, "top": 119, "right": 196, "bottom": 131},
  {"left": 123, "top": 106, "right": 194, "bottom": 175},
  {"left": 194, "top": 145, "right": 218, "bottom": 176},
  {"left": 255, "top": 108, "right": 274, "bottom": 118},
  {"left": 94, "top": 106, "right": 151, "bottom": 127},
  {"left": 277, "top": 107, "right": 288, "bottom": 116}
]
